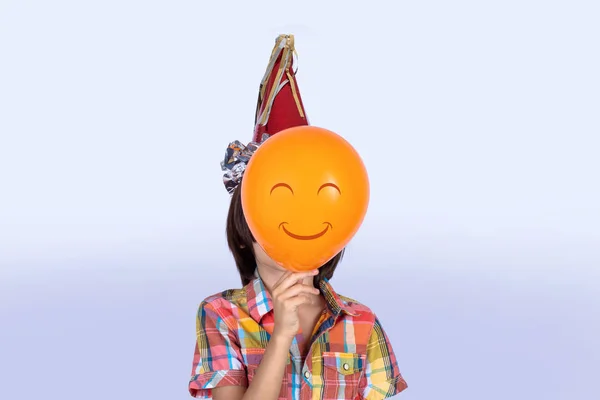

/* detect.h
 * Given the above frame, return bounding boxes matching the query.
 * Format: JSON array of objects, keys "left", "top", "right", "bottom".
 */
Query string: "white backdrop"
[{"left": 1, "top": 1, "right": 598, "bottom": 399}]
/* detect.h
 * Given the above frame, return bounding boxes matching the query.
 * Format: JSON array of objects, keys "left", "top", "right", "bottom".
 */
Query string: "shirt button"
[
  {"left": 343, "top": 363, "right": 349, "bottom": 371},
  {"left": 304, "top": 370, "right": 311, "bottom": 379}
]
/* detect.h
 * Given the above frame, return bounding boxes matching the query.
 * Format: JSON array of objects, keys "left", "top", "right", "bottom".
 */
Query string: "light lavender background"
[{"left": 1, "top": 1, "right": 598, "bottom": 399}]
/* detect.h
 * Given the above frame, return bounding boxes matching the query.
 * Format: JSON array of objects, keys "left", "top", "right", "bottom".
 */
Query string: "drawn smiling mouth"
[{"left": 279, "top": 222, "right": 332, "bottom": 240}]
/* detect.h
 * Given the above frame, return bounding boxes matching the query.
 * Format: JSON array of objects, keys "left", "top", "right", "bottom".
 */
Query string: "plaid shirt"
[{"left": 189, "top": 273, "right": 407, "bottom": 399}]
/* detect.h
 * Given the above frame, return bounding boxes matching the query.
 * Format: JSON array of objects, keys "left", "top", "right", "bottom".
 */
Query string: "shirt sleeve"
[
  {"left": 188, "top": 300, "right": 248, "bottom": 398},
  {"left": 359, "top": 316, "right": 408, "bottom": 399}
]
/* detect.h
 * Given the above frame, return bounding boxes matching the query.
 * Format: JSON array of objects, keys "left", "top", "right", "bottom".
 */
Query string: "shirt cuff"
[{"left": 189, "top": 369, "right": 248, "bottom": 398}]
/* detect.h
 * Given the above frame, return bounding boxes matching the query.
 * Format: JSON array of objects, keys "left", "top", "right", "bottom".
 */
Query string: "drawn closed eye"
[
  {"left": 317, "top": 183, "right": 341, "bottom": 195},
  {"left": 270, "top": 183, "right": 294, "bottom": 195}
]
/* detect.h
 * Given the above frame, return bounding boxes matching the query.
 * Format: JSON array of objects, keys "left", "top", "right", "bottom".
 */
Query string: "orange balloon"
[{"left": 241, "top": 126, "right": 370, "bottom": 271}]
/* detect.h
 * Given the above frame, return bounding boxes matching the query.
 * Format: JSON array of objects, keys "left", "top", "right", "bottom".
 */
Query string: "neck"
[{"left": 255, "top": 263, "right": 318, "bottom": 294}]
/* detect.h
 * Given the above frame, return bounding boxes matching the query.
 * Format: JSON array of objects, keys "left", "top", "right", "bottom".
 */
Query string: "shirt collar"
[{"left": 245, "top": 269, "right": 359, "bottom": 322}]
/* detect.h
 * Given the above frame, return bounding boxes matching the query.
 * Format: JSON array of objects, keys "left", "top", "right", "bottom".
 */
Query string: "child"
[{"left": 188, "top": 35, "right": 407, "bottom": 400}]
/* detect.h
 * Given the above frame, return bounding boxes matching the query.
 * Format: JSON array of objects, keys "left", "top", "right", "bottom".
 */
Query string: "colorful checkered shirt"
[{"left": 188, "top": 274, "right": 407, "bottom": 399}]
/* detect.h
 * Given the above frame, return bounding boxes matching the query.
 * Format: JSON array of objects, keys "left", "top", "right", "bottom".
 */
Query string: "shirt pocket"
[
  {"left": 321, "top": 351, "right": 366, "bottom": 399},
  {"left": 244, "top": 347, "right": 289, "bottom": 399}
]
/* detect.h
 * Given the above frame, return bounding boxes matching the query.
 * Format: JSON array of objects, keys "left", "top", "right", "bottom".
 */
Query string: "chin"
[
  {"left": 257, "top": 260, "right": 286, "bottom": 274},
  {"left": 272, "top": 263, "right": 288, "bottom": 272}
]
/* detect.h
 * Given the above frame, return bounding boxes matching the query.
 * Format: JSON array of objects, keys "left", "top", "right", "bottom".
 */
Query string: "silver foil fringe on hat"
[{"left": 220, "top": 133, "right": 270, "bottom": 195}]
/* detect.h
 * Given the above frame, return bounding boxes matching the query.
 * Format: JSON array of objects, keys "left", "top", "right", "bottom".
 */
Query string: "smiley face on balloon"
[{"left": 241, "top": 126, "right": 370, "bottom": 272}]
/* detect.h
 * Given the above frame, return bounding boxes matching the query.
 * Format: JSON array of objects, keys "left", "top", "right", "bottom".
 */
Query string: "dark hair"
[{"left": 226, "top": 180, "right": 344, "bottom": 286}]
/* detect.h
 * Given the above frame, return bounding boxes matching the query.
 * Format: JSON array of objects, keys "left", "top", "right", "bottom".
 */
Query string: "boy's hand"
[{"left": 271, "top": 269, "right": 320, "bottom": 340}]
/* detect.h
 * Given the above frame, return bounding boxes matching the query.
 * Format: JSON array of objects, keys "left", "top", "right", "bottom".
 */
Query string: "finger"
[
  {"left": 271, "top": 272, "right": 293, "bottom": 296},
  {"left": 278, "top": 283, "right": 320, "bottom": 300},
  {"left": 272, "top": 270, "right": 293, "bottom": 290},
  {"left": 286, "top": 294, "right": 315, "bottom": 309}
]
